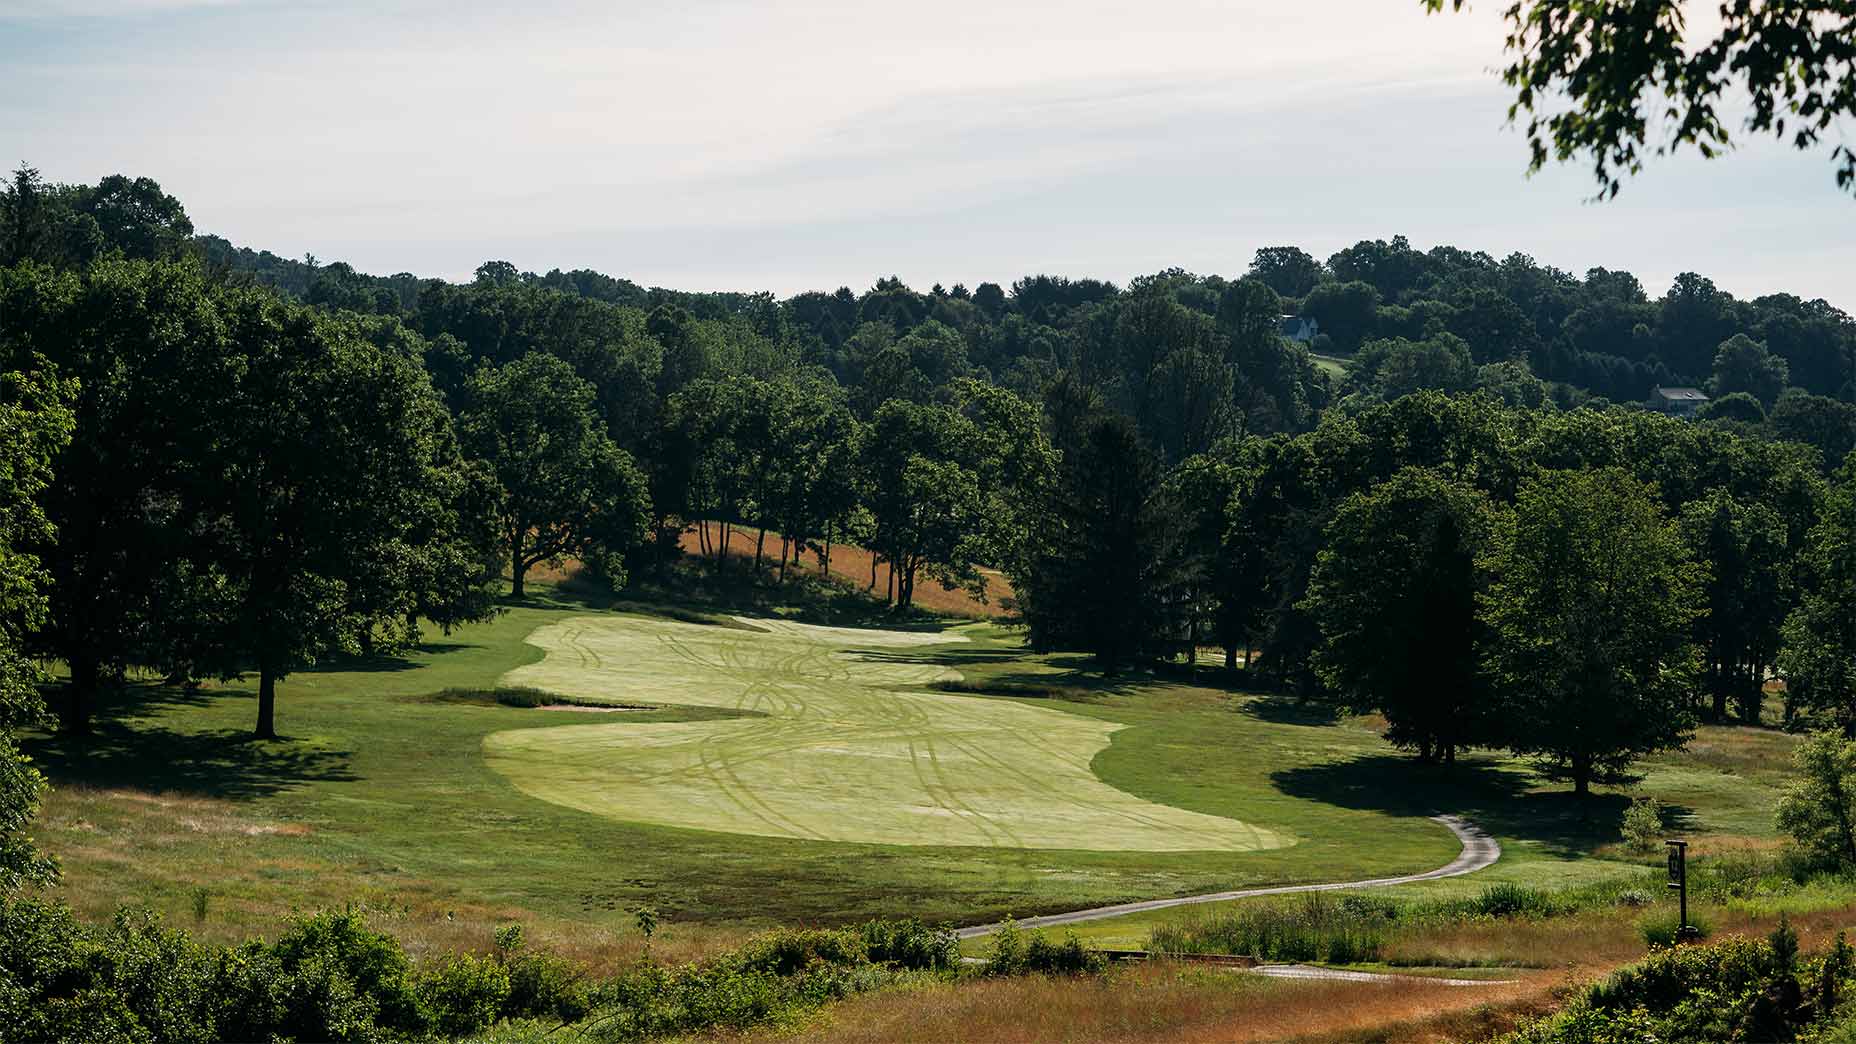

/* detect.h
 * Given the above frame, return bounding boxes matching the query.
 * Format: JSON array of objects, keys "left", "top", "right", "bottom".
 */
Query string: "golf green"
[{"left": 483, "top": 615, "right": 1289, "bottom": 852}]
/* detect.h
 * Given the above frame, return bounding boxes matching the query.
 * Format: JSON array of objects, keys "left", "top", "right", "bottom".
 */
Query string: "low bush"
[
  {"left": 0, "top": 903, "right": 1012, "bottom": 1043},
  {"left": 982, "top": 920, "right": 1104, "bottom": 976},
  {"left": 495, "top": 924, "right": 591, "bottom": 1022},
  {"left": 735, "top": 927, "right": 868, "bottom": 977},
  {"left": 1638, "top": 910, "right": 1714, "bottom": 948},
  {"left": 1472, "top": 883, "right": 1561, "bottom": 919},
  {"left": 1620, "top": 795, "right": 1664, "bottom": 853},
  {"left": 1505, "top": 924, "right": 1856, "bottom": 1043},
  {"left": 858, "top": 917, "right": 959, "bottom": 970},
  {"left": 418, "top": 952, "right": 511, "bottom": 1037},
  {"left": 1147, "top": 893, "right": 1386, "bottom": 963}
]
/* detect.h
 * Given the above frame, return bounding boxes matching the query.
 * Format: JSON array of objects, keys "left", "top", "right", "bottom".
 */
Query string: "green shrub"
[
  {"left": 1637, "top": 909, "right": 1713, "bottom": 948},
  {"left": 496, "top": 924, "right": 591, "bottom": 1022},
  {"left": 979, "top": 921, "right": 1102, "bottom": 977},
  {"left": 1022, "top": 931, "right": 1106, "bottom": 975},
  {"left": 1337, "top": 894, "right": 1401, "bottom": 921},
  {"left": 735, "top": 927, "right": 867, "bottom": 977},
  {"left": 984, "top": 918, "right": 1029, "bottom": 975},
  {"left": 1474, "top": 883, "right": 1559, "bottom": 919},
  {"left": 1620, "top": 795, "right": 1664, "bottom": 853},
  {"left": 858, "top": 918, "right": 959, "bottom": 970},
  {"left": 1146, "top": 894, "right": 1385, "bottom": 963},
  {"left": 101, "top": 907, "right": 220, "bottom": 1044},
  {"left": 417, "top": 951, "right": 511, "bottom": 1037},
  {"left": 264, "top": 907, "right": 423, "bottom": 1034}
]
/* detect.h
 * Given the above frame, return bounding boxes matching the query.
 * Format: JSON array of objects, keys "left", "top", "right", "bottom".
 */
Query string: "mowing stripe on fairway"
[{"left": 482, "top": 615, "right": 1291, "bottom": 852}]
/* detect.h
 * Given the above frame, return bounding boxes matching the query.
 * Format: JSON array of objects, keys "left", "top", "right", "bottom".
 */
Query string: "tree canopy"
[
  {"left": 1426, "top": 1, "right": 1856, "bottom": 197},
  {"left": 1480, "top": 467, "right": 1703, "bottom": 795}
]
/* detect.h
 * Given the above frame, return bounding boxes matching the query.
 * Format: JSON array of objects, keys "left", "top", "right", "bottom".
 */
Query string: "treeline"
[
  {"left": 1013, "top": 388, "right": 1856, "bottom": 793},
  {"left": 15, "top": 165, "right": 1856, "bottom": 451},
  {"left": 8, "top": 168, "right": 1856, "bottom": 790}
]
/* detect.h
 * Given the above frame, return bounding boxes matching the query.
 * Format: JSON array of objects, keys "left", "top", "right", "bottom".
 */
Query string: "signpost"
[{"left": 1665, "top": 839, "right": 1699, "bottom": 942}]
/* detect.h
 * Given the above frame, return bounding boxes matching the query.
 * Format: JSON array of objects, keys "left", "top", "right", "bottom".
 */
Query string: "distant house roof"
[
  {"left": 1653, "top": 387, "right": 1710, "bottom": 402},
  {"left": 1279, "top": 315, "right": 1317, "bottom": 341}
]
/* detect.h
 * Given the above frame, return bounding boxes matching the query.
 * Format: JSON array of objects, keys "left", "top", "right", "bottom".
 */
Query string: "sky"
[{"left": 1, "top": 0, "right": 1850, "bottom": 306}]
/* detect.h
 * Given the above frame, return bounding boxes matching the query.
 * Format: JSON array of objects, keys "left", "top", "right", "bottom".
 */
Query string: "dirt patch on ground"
[{"left": 676, "top": 525, "right": 1013, "bottom": 619}]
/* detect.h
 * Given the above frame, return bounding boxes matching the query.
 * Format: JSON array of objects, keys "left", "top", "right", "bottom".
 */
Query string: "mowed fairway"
[{"left": 485, "top": 615, "right": 1288, "bottom": 851}]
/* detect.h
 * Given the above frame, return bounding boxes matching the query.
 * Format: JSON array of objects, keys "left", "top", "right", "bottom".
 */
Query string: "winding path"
[{"left": 955, "top": 814, "right": 1500, "bottom": 939}]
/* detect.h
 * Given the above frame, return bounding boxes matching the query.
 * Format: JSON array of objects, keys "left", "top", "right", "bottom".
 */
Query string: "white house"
[{"left": 1280, "top": 315, "right": 1319, "bottom": 344}]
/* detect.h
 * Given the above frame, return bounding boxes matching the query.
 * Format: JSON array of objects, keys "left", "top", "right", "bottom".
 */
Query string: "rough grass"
[
  {"left": 774, "top": 902, "right": 1856, "bottom": 1044},
  {"left": 738, "top": 961, "right": 1559, "bottom": 1044},
  {"left": 485, "top": 614, "right": 1284, "bottom": 851}
]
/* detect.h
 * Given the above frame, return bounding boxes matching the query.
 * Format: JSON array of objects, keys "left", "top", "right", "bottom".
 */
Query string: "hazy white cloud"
[
  {"left": 1, "top": 0, "right": 1849, "bottom": 305},
  {"left": 0, "top": 0, "right": 251, "bottom": 16}
]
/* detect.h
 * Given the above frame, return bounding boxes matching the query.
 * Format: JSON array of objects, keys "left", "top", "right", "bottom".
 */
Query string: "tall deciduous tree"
[
  {"left": 0, "top": 364, "right": 74, "bottom": 893},
  {"left": 459, "top": 352, "right": 650, "bottom": 598},
  {"left": 1247, "top": 246, "right": 1325, "bottom": 299},
  {"left": 1780, "top": 461, "right": 1856, "bottom": 732},
  {"left": 1480, "top": 467, "right": 1702, "bottom": 796},
  {"left": 1304, "top": 467, "right": 1496, "bottom": 766},
  {"left": 0, "top": 259, "right": 236, "bottom": 733},
  {"left": 1710, "top": 333, "right": 1791, "bottom": 408},
  {"left": 859, "top": 399, "right": 983, "bottom": 609},
  {"left": 1777, "top": 732, "right": 1856, "bottom": 869},
  {"left": 188, "top": 294, "right": 498, "bottom": 738},
  {"left": 1680, "top": 489, "right": 1790, "bottom": 723}
]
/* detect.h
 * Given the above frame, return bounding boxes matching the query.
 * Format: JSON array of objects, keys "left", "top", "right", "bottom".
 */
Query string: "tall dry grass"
[
  {"left": 754, "top": 963, "right": 1561, "bottom": 1044},
  {"left": 745, "top": 903, "right": 1856, "bottom": 1044}
]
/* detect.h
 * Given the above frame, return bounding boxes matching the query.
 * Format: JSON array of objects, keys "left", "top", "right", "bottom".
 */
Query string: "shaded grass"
[{"left": 426, "top": 686, "right": 653, "bottom": 711}]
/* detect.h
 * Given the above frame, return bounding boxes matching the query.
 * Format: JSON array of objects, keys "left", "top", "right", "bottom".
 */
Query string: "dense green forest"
[{"left": 6, "top": 163, "right": 1856, "bottom": 798}]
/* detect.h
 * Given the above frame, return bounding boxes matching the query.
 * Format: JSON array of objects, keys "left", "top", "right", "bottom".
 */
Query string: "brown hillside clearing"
[{"left": 674, "top": 524, "right": 1013, "bottom": 618}]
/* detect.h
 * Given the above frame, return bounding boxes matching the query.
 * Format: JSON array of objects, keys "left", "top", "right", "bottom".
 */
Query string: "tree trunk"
[
  {"left": 754, "top": 525, "right": 767, "bottom": 576},
  {"left": 1572, "top": 753, "right": 1592, "bottom": 798},
  {"left": 510, "top": 531, "right": 526, "bottom": 598},
  {"left": 869, "top": 551, "right": 878, "bottom": 592},
  {"left": 64, "top": 651, "right": 97, "bottom": 735},
  {"left": 778, "top": 536, "right": 790, "bottom": 585},
  {"left": 1224, "top": 645, "right": 1237, "bottom": 670},
  {"left": 255, "top": 663, "right": 279, "bottom": 740}
]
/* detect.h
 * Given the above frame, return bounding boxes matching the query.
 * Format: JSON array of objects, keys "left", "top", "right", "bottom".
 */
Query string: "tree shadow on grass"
[
  {"left": 855, "top": 647, "right": 1151, "bottom": 698},
  {"left": 296, "top": 640, "right": 485, "bottom": 676},
  {"left": 1241, "top": 694, "right": 1343, "bottom": 726},
  {"left": 1271, "top": 753, "right": 1692, "bottom": 860},
  {"left": 26, "top": 717, "right": 356, "bottom": 801}
]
